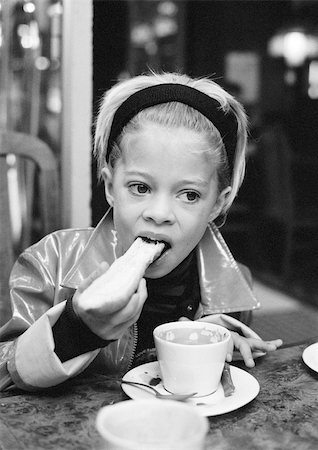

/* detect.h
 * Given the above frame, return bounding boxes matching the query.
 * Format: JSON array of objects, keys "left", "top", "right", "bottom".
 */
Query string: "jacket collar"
[
  {"left": 61, "top": 208, "right": 118, "bottom": 288},
  {"left": 62, "top": 209, "right": 259, "bottom": 314},
  {"left": 197, "top": 222, "right": 259, "bottom": 313}
]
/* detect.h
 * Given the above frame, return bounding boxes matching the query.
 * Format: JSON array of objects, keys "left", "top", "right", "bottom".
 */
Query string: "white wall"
[{"left": 61, "top": 0, "right": 92, "bottom": 228}]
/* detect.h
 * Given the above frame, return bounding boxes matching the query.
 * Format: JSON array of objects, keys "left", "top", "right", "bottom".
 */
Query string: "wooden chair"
[
  {"left": 0, "top": 131, "right": 60, "bottom": 326},
  {"left": 255, "top": 122, "right": 318, "bottom": 281}
]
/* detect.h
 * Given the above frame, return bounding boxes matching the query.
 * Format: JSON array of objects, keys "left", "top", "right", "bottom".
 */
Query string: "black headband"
[{"left": 106, "top": 83, "right": 238, "bottom": 174}]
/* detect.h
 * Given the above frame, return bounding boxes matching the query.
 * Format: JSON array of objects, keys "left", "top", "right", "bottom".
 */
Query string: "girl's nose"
[{"left": 143, "top": 196, "right": 175, "bottom": 225}]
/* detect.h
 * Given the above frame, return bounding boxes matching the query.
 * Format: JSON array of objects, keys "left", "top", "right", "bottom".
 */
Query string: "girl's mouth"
[{"left": 139, "top": 236, "right": 171, "bottom": 260}]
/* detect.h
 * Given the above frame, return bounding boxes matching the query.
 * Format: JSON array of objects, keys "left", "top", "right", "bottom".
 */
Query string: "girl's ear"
[
  {"left": 101, "top": 167, "right": 114, "bottom": 207},
  {"left": 208, "top": 187, "right": 232, "bottom": 223}
]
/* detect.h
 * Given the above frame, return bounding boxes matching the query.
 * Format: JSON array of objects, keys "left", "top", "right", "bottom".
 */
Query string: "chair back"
[
  {"left": 257, "top": 122, "right": 294, "bottom": 222},
  {"left": 0, "top": 131, "right": 60, "bottom": 326}
]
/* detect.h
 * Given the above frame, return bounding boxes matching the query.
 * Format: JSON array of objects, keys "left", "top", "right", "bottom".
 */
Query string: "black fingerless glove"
[{"left": 52, "top": 297, "right": 114, "bottom": 362}]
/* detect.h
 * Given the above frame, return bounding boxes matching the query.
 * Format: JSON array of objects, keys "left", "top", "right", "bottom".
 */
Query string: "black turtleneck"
[
  {"left": 135, "top": 251, "right": 200, "bottom": 354},
  {"left": 52, "top": 251, "right": 200, "bottom": 363}
]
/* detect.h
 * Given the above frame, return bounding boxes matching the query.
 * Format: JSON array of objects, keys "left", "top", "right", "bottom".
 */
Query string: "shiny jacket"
[{"left": 0, "top": 210, "right": 259, "bottom": 391}]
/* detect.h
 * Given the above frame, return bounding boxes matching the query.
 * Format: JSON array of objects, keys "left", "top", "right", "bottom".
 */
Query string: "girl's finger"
[
  {"left": 233, "top": 334, "right": 255, "bottom": 367},
  {"left": 249, "top": 338, "right": 283, "bottom": 352},
  {"left": 109, "top": 278, "right": 148, "bottom": 324},
  {"left": 226, "top": 336, "right": 234, "bottom": 362},
  {"left": 105, "top": 290, "right": 148, "bottom": 340},
  {"left": 267, "top": 339, "right": 283, "bottom": 348},
  {"left": 136, "top": 278, "right": 148, "bottom": 309}
]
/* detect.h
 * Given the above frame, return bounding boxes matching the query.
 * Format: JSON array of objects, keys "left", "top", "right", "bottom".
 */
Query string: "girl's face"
[{"left": 103, "top": 122, "right": 228, "bottom": 278}]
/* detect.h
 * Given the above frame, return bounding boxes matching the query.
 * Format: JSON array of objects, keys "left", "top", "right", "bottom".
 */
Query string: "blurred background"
[{"left": 1, "top": 0, "right": 318, "bottom": 313}]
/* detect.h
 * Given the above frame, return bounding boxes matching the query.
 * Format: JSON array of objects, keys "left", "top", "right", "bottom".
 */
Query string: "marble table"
[{"left": 0, "top": 341, "right": 317, "bottom": 450}]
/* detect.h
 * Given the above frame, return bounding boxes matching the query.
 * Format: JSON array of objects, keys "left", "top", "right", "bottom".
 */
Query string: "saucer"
[
  {"left": 302, "top": 342, "right": 318, "bottom": 372},
  {"left": 122, "top": 362, "right": 260, "bottom": 417}
]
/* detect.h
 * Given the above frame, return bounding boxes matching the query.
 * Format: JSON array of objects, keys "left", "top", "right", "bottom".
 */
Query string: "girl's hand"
[
  {"left": 179, "top": 314, "right": 283, "bottom": 368},
  {"left": 72, "top": 238, "right": 164, "bottom": 340},
  {"left": 227, "top": 332, "right": 283, "bottom": 367}
]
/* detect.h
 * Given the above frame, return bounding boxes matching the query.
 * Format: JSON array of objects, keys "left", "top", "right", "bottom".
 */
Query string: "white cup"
[
  {"left": 96, "top": 399, "right": 209, "bottom": 450},
  {"left": 154, "top": 321, "right": 231, "bottom": 397}
]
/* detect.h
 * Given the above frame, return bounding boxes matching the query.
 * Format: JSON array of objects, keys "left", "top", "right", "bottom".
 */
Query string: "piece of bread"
[{"left": 129, "top": 237, "right": 164, "bottom": 267}]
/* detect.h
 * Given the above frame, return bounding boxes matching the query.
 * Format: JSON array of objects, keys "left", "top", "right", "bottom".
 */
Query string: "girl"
[{"left": 0, "top": 72, "right": 282, "bottom": 391}]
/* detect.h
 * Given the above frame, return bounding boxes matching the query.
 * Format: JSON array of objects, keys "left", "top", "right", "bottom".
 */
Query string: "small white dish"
[
  {"left": 302, "top": 342, "right": 318, "bottom": 372},
  {"left": 122, "top": 362, "right": 260, "bottom": 417}
]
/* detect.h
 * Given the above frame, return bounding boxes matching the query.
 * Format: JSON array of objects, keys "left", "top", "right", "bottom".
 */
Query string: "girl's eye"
[
  {"left": 129, "top": 183, "right": 150, "bottom": 195},
  {"left": 179, "top": 191, "right": 200, "bottom": 203}
]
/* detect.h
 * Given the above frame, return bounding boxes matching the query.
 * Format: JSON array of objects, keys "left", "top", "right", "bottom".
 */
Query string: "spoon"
[{"left": 121, "top": 380, "right": 197, "bottom": 401}]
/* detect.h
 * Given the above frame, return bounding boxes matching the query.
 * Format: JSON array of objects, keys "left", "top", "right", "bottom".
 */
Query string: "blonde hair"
[{"left": 94, "top": 72, "right": 248, "bottom": 216}]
